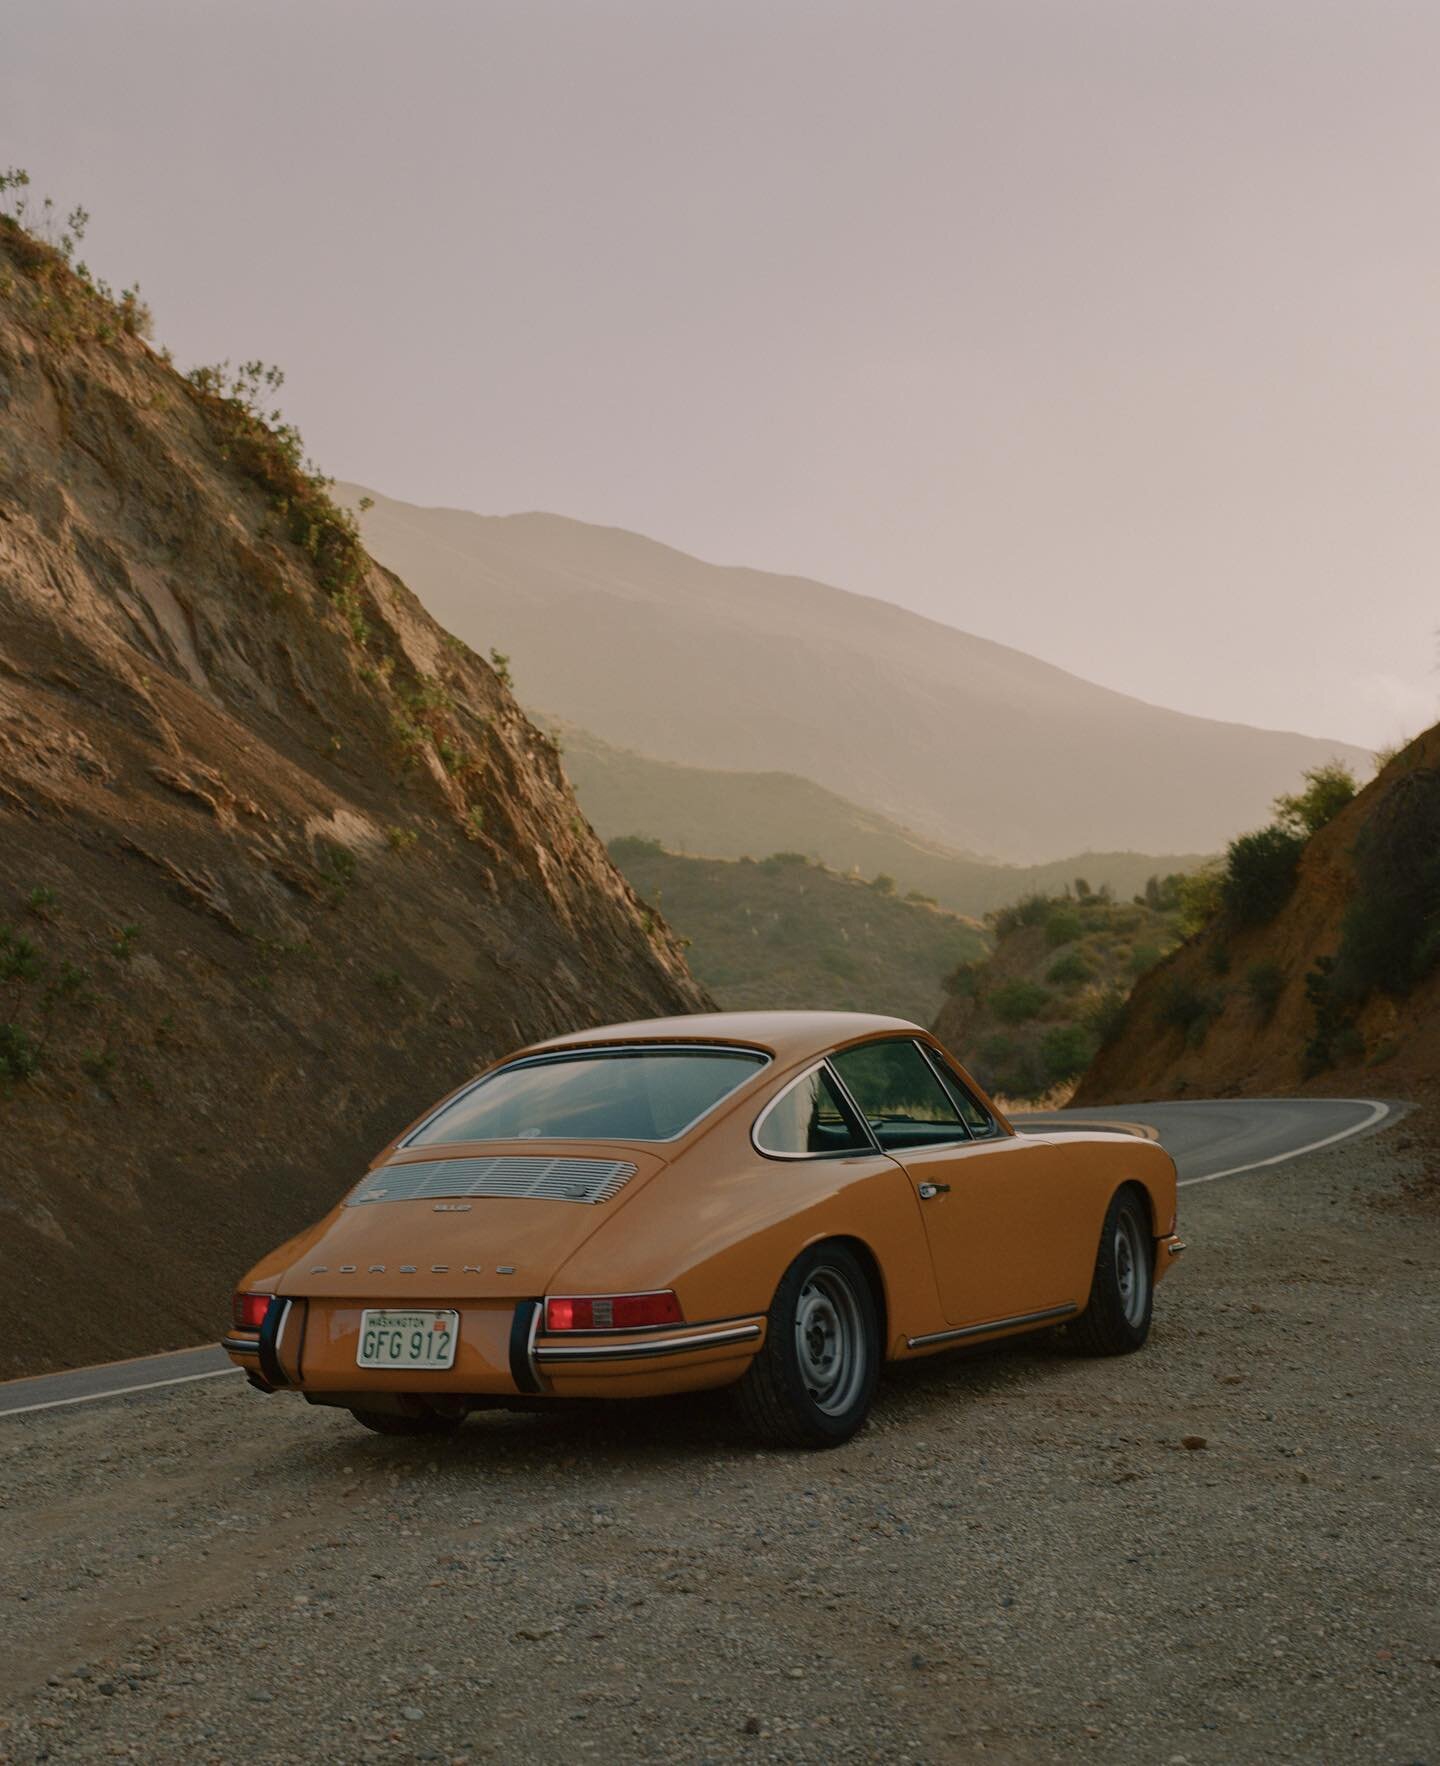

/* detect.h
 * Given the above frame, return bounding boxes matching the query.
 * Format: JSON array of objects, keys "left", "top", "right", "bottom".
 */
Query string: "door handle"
[{"left": 917, "top": 1182, "right": 951, "bottom": 1200}]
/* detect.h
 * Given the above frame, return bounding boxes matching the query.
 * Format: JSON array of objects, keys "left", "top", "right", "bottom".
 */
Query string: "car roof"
[{"left": 520, "top": 1009, "right": 925, "bottom": 1065}]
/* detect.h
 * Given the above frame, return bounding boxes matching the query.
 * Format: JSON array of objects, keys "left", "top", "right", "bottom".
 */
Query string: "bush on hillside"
[
  {"left": 1176, "top": 864, "right": 1224, "bottom": 935},
  {"left": 1141, "top": 873, "right": 1185, "bottom": 913},
  {"left": 1323, "top": 762, "right": 1440, "bottom": 1003},
  {"left": 609, "top": 834, "right": 664, "bottom": 862},
  {"left": 1156, "top": 977, "right": 1218, "bottom": 1046},
  {"left": 1129, "top": 942, "right": 1162, "bottom": 977},
  {"left": 1085, "top": 985, "right": 1129, "bottom": 1043},
  {"left": 1045, "top": 909, "right": 1084, "bottom": 947},
  {"left": 1221, "top": 826, "right": 1306, "bottom": 926},
  {"left": 990, "top": 894, "right": 1051, "bottom": 937},
  {"left": 1273, "top": 761, "right": 1358, "bottom": 838},
  {"left": 1246, "top": 960, "right": 1285, "bottom": 1020},
  {"left": 1039, "top": 1023, "right": 1094, "bottom": 1084},
  {"left": 1046, "top": 950, "right": 1093, "bottom": 989},
  {"left": 991, "top": 980, "right": 1051, "bottom": 1024}
]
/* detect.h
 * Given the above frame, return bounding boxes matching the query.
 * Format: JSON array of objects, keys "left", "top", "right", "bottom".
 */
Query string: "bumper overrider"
[{"left": 224, "top": 1295, "right": 766, "bottom": 1405}]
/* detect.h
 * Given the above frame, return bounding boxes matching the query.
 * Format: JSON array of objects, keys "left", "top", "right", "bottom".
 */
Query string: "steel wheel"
[
  {"left": 1113, "top": 1204, "right": 1150, "bottom": 1328},
  {"left": 794, "top": 1264, "right": 868, "bottom": 1418},
  {"left": 734, "top": 1241, "right": 881, "bottom": 1447}
]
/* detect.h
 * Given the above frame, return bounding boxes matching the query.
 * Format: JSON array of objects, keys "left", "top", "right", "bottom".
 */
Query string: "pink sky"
[{"left": 5, "top": 0, "right": 1436, "bottom": 747}]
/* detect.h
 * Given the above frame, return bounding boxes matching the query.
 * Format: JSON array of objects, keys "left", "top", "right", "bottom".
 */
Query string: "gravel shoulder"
[{"left": 0, "top": 1121, "right": 1436, "bottom": 1765}]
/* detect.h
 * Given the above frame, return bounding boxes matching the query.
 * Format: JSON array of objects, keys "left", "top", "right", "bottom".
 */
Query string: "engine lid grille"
[{"left": 346, "top": 1155, "right": 639, "bottom": 1207}]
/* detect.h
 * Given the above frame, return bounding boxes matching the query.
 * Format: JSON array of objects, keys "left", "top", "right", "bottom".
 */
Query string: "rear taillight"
[
  {"left": 232, "top": 1292, "right": 273, "bottom": 1331},
  {"left": 544, "top": 1291, "right": 684, "bottom": 1332}
]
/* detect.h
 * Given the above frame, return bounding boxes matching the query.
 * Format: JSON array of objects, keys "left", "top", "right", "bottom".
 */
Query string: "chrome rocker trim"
[
  {"left": 533, "top": 1322, "right": 762, "bottom": 1364},
  {"left": 907, "top": 1301, "right": 1078, "bottom": 1350}
]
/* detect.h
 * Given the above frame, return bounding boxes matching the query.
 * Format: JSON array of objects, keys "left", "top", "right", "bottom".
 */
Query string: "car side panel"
[{"left": 549, "top": 1107, "right": 950, "bottom": 1355}]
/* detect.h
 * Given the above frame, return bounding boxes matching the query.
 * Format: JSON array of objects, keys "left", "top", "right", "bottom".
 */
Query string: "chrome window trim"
[
  {"left": 750, "top": 1059, "right": 879, "bottom": 1161},
  {"left": 915, "top": 1040, "right": 1002, "bottom": 1139},
  {"left": 401, "top": 1042, "right": 772, "bottom": 1149}
]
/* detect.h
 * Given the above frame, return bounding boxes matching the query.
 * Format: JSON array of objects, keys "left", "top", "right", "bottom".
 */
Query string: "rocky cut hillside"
[
  {"left": 0, "top": 201, "right": 706, "bottom": 1376},
  {"left": 1076, "top": 731, "right": 1440, "bottom": 1104}
]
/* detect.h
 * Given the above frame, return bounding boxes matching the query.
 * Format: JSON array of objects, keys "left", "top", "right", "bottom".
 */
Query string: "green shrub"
[
  {"left": 992, "top": 980, "right": 1051, "bottom": 1024},
  {"left": 1143, "top": 873, "right": 1185, "bottom": 913},
  {"left": 609, "top": 834, "right": 663, "bottom": 861},
  {"left": 1157, "top": 977, "right": 1218, "bottom": 1046},
  {"left": 1221, "top": 826, "right": 1305, "bottom": 926},
  {"left": 1246, "top": 960, "right": 1285, "bottom": 1019},
  {"left": 979, "top": 1033, "right": 1017, "bottom": 1067},
  {"left": 1047, "top": 950, "right": 1093, "bottom": 989},
  {"left": 0, "top": 925, "right": 40, "bottom": 983},
  {"left": 1045, "top": 910, "right": 1084, "bottom": 948},
  {"left": 869, "top": 873, "right": 897, "bottom": 896},
  {"left": 1128, "top": 943, "right": 1162, "bottom": 977},
  {"left": 1039, "top": 1023, "right": 1095, "bottom": 1084},
  {"left": 990, "top": 893, "right": 1052, "bottom": 937},
  {"left": 943, "top": 960, "right": 984, "bottom": 998},
  {"left": 1316, "top": 762, "right": 1440, "bottom": 1012},
  {"left": 1085, "top": 985, "right": 1129, "bottom": 1043},
  {"left": 0, "top": 1022, "right": 39, "bottom": 1082},
  {"left": 1177, "top": 865, "right": 1224, "bottom": 935},
  {"left": 1273, "top": 761, "right": 1358, "bottom": 837}
]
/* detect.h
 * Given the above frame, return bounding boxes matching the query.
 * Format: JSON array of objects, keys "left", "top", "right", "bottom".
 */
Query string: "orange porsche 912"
[{"left": 225, "top": 1012, "right": 1184, "bottom": 1447}]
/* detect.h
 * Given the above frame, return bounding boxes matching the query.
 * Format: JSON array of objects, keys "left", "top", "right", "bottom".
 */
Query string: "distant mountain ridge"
[
  {"left": 553, "top": 722, "right": 1210, "bottom": 917},
  {"left": 340, "top": 485, "right": 1370, "bottom": 863},
  {"left": 608, "top": 839, "right": 987, "bottom": 1026}
]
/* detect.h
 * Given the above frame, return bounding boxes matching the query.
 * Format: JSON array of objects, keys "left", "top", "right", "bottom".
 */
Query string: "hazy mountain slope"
[
  {"left": 0, "top": 218, "right": 705, "bottom": 1377},
  {"left": 553, "top": 722, "right": 1209, "bottom": 916},
  {"left": 610, "top": 840, "right": 986, "bottom": 1025},
  {"left": 341, "top": 485, "right": 1369, "bottom": 862},
  {"left": 1076, "top": 729, "right": 1440, "bottom": 1104}
]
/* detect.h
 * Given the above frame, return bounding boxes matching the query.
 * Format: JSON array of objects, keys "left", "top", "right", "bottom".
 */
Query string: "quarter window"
[
  {"left": 829, "top": 1040, "right": 969, "bottom": 1151},
  {"left": 755, "top": 1065, "right": 870, "bottom": 1157}
]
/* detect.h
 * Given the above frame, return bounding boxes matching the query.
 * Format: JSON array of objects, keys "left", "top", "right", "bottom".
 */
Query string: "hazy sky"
[{"left": 5, "top": 0, "right": 1437, "bottom": 748}]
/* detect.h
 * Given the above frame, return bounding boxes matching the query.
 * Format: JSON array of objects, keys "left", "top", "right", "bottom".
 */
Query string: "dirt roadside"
[{"left": 0, "top": 1123, "right": 1435, "bottom": 1765}]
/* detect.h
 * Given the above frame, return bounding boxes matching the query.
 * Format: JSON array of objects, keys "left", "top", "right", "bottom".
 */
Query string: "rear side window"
[
  {"left": 407, "top": 1047, "right": 766, "bottom": 1145},
  {"left": 754, "top": 1065, "right": 871, "bottom": 1157},
  {"left": 829, "top": 1039, "right": 969, "bottom": 1150}
]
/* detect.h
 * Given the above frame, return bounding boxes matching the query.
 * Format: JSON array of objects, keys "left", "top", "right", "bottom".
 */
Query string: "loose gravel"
[{"left": 0, "top": 1124, "right": 1436, "bottom": 1764}]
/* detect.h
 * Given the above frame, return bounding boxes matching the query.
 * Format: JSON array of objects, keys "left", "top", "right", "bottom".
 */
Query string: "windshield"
[{"left": 406, "top": 1046, "right": 767, "bottom": 1145}]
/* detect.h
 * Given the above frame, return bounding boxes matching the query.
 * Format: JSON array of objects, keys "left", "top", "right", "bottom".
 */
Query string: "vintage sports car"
[{"left": 226, "top": 1011, "right": 1183, "bottom": 1447}]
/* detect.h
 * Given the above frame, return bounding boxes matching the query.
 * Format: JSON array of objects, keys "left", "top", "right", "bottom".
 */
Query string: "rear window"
[{"left": 406, "top": 1047, "right": 767, "bottom": 1145}]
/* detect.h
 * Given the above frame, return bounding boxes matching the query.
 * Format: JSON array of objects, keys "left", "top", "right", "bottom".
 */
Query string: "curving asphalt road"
[{"left": 0, "top": 1096, "right": 1397, "bottom": 1419}]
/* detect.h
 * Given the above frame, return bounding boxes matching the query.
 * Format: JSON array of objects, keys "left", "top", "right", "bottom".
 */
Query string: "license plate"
[{"left": 357, "top": 1309, "right": 459, "bottom": 1370}]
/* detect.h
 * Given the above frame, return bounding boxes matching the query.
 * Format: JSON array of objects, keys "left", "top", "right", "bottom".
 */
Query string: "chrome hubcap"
[
  {"left": 1114, "top": 1208, "right": 1149, "bottom": 1327},
  {"left": 794, "top": 1266, "right": 867, "bottom": 1416}
]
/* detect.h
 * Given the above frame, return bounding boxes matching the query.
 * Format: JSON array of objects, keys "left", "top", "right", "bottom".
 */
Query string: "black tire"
[
  {"left": 1070, "top": 1186, "right": 1154, "bottom": 1356},
  {"left": 349, "top": 1407, "right": 463, "bottom": 1437},
  {"left": 734, "top": 1242, "right": 880, "bottom": 1448}
]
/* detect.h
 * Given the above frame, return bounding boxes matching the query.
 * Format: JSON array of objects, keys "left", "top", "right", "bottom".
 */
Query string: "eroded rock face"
[{"left": 0, "top": 228, "right": 708, "bottom": 1374}]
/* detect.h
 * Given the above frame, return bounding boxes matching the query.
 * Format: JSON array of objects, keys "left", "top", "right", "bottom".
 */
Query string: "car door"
[{"left": 828, "top": 1038, "right": 1069, "bottom": 1330}]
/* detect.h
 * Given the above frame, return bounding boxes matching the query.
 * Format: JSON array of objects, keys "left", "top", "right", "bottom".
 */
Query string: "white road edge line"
[
  {"left": 0, "top": 1365, "right": 242, "bottom": 1418},
  {"left": 1177, "top": 1099, "right": 1393, "bottom": 1188}
]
